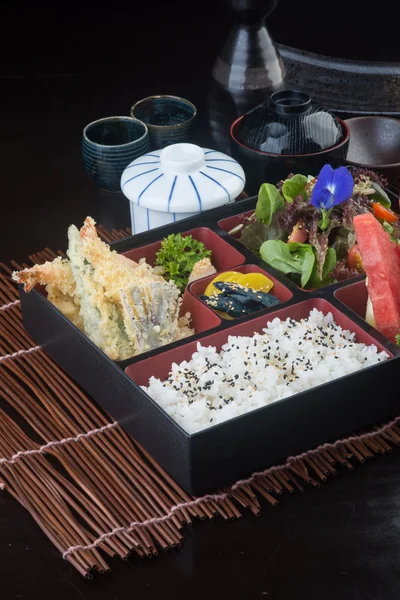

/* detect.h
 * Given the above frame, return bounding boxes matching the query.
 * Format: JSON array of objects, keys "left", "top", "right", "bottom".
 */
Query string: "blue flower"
[{"left": 310, "top": 165, "right": 354, "bottom": 210}]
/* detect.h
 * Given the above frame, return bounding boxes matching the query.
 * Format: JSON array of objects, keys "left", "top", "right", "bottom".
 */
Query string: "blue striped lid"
[{"left": 120, "top": 143, "right": 245, "bottom": 213}]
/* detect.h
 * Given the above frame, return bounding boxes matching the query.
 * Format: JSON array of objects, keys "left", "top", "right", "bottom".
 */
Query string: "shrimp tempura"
[{"left": 13, "top": 258, "right": 83, "bottom": 330}]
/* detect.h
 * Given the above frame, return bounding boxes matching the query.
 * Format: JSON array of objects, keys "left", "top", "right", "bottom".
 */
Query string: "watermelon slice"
[{"left": 353, "top": 213, "right": 400, "bottom": 342}]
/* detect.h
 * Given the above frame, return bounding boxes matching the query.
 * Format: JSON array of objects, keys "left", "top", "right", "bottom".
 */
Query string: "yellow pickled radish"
[
  {"left": 204, "top": 271, "right": 243, "bottom": 296},
  {"left": 235, "top": 272, "right": 274, "bottom": 293}
]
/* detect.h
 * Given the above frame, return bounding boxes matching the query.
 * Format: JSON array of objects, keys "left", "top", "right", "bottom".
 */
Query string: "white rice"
[{"left": 142, "top": 309, "right": 389, "bottom": 434}]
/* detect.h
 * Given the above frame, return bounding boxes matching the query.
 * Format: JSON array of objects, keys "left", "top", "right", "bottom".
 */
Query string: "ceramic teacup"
[
  {"left": 82, "top": 116, "right": 150, "bottom": 192},
  {"left": 130, "top": 95, "right": 197, "bottom": 150}
]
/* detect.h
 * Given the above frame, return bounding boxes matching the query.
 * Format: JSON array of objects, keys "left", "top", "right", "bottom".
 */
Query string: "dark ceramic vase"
[{"left": 206, "top": 0, "right": 286, "bottom": 154}]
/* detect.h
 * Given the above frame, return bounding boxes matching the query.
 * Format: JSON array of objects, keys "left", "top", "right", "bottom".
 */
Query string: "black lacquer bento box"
[{"left": 19, "top": 197, "right": 400, "bottom": 495}]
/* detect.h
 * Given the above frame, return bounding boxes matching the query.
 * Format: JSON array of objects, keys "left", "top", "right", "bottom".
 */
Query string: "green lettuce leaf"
[
  {"left": 308, "top": 247, "right": 337, "bottom": 289},
  {"left": 260, "top": 239, "right": 337, "bottom": 289},
  {"left": 382, "top": 221, "right": 393, "bottom": 235},
  {"left": 371, "top": 182, "right": 391, "bottom": 208},
  {"left": 318, "top": 207, "right": 333, "bottom": 231},
  {"left": 382, "top": 221, "right": 400, "bottom": 244},
  {"left": 282, "top": 174, "right": 308, "bottom": 203},
  {"left": 260, "top": 240, "right": 315, "bottom": 288},
  {"left": 255, "top": 183, "right": 285, "bottom": 225},
  {"left": 260, "top": 240, "right": 302, "bottom": 274},
  {"left": 288, "top": 242, "right": 316, "bottom": 288}
]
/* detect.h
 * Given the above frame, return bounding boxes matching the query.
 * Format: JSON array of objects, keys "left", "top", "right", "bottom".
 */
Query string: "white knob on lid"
[{"left": 160, "top": 143, "right": 205, "bottom": 173}]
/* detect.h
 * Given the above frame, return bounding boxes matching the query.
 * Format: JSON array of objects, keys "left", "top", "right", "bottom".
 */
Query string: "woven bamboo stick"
[
  {"left": 0, "top": 431, "right": 107, "bottom": 573},
  {"left": 0, "top": 365, "right": 186, "bottom": 550},
  {"left": 0, "top": 360, "right": 191, "bottom": 548},
  {"left": 14, "top": 370, "right": 182, "bottom": 547},
  {"left": 0, "top": 300, "right": 208, "bottom": 523},
  {"left": 0, "top": 410, "right": 142, "bottom": 560},
  {"left": 2, "top": 233, "right": 400, "bottom": 577}
]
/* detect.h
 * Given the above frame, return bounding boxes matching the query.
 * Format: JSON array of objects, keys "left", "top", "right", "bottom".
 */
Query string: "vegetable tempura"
[{"left": 13, "top": 217, "right": 193, "bottom": 360}]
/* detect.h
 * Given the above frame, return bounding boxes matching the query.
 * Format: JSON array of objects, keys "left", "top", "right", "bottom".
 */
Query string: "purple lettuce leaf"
[
  {"left": 331, "top": 260, "right": 359, "bottom": 282},
  {"left": 341, "top": 195, "right": 372, "bottom": 230},
  {"left": 277, "top": 195, "right": 313, "bottom": 234},
  {"left": 341, "top": 199, "right": 357, "bottom": 231},
  {"left": 348, "top": 166, "right": 388, "bottom": 189}
]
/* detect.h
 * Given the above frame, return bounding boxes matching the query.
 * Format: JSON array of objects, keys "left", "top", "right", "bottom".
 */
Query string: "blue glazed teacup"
[
  {"left": 82, "top": 116, "right": 150, "bottom": 192},
  {"left": 130, "top": 95, "right": 197, "bottom": 150}
]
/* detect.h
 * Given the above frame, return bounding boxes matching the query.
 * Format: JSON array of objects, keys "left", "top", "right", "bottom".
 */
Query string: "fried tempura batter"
[
  {"left": 13, "top": 217, "right": 194, "bottom": 360},
  {"left": 13, "top": 257, "right": 83, "bottom": 330}
]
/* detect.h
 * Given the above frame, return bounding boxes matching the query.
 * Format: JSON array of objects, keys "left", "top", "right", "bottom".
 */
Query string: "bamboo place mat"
[{"left": 1, "top": 225, "right": 400, "bottom": 578}]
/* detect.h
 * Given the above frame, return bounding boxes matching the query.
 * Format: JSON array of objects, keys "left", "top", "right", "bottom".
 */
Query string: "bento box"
[{"left": 19, "top": 196, "right": 400, "bottom": 495}]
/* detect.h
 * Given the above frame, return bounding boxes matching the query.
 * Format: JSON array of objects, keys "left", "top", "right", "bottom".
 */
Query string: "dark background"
[
  {"left": 1, "top": 0, "right": 400, "bottom": 262},
  {"left": 1, "top": 0, "right": 400, "bottom": 78},
  {"left": 2, "top": 2, "right": 400, "bottom": 599}
]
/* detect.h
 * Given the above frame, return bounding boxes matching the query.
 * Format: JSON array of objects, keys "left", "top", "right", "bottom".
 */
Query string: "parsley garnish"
[{"left": 155, "top": 233, "right": 211, "bottom": 292}]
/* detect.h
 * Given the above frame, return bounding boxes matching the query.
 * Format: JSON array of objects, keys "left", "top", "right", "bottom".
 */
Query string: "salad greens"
[
  {"left": 260, "top": 241, "right": 336, "bottom": 289},
  {"left": 233, "top": 165, "right": 397, "bottom": 289},
  {"left": 260, "top": 240, "right": 308, "bottom": 276}
]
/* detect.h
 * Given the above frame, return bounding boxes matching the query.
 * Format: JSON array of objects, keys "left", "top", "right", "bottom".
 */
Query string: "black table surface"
[{"left": 2, "top": 2, "right": 400, "bottom": 598}]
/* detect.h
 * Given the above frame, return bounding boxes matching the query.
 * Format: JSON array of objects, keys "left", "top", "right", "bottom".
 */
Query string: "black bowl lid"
[{"left": 235, "top": 90, "right": 346, "bottom": 155}]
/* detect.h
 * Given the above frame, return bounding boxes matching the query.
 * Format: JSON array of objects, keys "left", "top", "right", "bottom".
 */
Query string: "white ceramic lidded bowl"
[{"left": 120, "top": 143, "right": 245, "bottom": 234}]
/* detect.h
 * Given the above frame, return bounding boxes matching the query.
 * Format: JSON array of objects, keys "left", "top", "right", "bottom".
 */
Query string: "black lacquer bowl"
[{"left": 230, "top": 90, "right": 350, "bottom": 195}]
